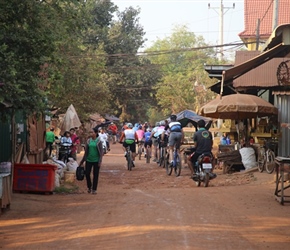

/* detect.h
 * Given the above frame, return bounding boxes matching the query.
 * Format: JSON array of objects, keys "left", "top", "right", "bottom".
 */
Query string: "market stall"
[
  {"left": 274, "top": 157, "right": 290, "bottom": 205},
  {"left": 200, "top": 93, "right": 279, "bottom": 173}
]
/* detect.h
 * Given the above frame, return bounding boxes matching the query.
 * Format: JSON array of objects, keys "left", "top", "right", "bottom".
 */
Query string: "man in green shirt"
[{"left": 45, "top": 128, "right": 55, "bottom": 157}]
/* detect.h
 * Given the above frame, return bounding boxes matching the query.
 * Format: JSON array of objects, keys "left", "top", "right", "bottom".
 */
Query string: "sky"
[{"left": 112, "top": 0, "right": 245, "bottom": 59}]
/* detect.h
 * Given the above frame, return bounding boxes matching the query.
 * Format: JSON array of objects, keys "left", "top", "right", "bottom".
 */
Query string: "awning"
[
  {"left": 217, "top": 43, "right": 290, "bottom": 95},
  {"left": 212, "top": 24, "right": 290, "bottom": 95}
]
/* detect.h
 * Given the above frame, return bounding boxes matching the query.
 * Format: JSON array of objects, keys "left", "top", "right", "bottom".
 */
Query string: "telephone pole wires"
[{"left": 208, "top": 0, "right": 235, "bottom": 61}]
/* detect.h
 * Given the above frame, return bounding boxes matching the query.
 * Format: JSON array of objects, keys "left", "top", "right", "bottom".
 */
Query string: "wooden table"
[{"left": 274, "top": 157, "right": 290, "bottom": 205}]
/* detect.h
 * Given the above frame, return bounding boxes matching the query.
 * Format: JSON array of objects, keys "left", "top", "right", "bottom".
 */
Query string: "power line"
[{"left": 69, "top": 41, "right": 254, "bottom": 60}]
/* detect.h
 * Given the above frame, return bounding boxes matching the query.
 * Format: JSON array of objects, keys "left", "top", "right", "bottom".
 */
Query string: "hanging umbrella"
[
  {"left": 60, "top": 104, "right": 81, "bottom": 134},
  {"left": 200, "top": 94, "right": 278, "bottom": 119},
  {"left": 105, "top": 114, "right": 120, "bottom": 121},
  {"left": 172, "top": 109, "right": 212, "bottom": 129}
]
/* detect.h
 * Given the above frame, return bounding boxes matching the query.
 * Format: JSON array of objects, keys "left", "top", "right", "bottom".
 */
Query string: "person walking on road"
[
  {"left": 70, "top": 127, "right": 80, "bottom": 160},
  {"left": 45, "top": 127, "right": 55, "bottom": 157},
  {"left": 79, "top": 128, "right": 103, "bottom": 194}
]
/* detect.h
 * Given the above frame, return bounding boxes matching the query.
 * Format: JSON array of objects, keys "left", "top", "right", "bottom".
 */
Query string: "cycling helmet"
[
  {"left": 146, "top": 128, "right": 151, "bottom": 132},
  {"left": 155, "top": 122, "right": 160, "bottom": 127},
  {"left": 127, "top": 123, "right": 133, "bottom": 128},
  {"left": 138, "top": 125, "right": 142, "bottom": 129},
  {"left": 160, "top": 120, "right": 165, "bottom": 126},
  {"left": 170, "top": 114, "right": 177, "bottom": 121}
]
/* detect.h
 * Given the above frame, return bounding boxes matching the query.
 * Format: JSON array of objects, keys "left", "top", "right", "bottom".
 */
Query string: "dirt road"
[{"left": 1, "top": 144, "right": 290, "bottom": 250}]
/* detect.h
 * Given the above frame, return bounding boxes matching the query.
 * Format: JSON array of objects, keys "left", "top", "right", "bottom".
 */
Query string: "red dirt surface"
[{"left": 1, "top": 144, "right": 290, "bottom": 249}]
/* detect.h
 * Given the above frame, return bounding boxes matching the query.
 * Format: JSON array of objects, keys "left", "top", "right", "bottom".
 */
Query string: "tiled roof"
[{"left": 239, "top": 0, "right": 290, "bottom": 39}]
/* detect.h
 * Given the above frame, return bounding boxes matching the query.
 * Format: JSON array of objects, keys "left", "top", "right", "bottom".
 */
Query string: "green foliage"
[
  {"left": 0, "top": 0, "right": 223, "bottom": 125},
  {"left": 146, "top": 25, "right": 218, "bottom": 115},
  {"left": 103, "top": 7, "right": 161, "bottom": 123},
  {"left": 0, "top": 0, "right": 57, "bottom": 116}
]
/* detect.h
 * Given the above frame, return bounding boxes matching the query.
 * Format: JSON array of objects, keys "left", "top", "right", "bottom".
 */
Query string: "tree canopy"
[{"left": 0, "top": 1, "right": 224, "bottom": 124}]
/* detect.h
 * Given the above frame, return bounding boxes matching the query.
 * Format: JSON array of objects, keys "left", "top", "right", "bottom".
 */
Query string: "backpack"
[{"left": 76, "top": 166, "right": 85, "bottom": 181}]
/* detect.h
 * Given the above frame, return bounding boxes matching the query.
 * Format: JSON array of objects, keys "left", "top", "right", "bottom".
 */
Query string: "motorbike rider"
[
  {"left": 190, "top": 119, "right": 213, "bottom": 178},
  {"left": 59, "top": 131, "right": 73, "bottom": 160},
  {"left": 119, "top": 123, "right": 138, "bottom": 166},
  {"left": 98, "top": 127, "right": 110, "bottom": 153},
  {"left": 161, "top": 114, "right": 184, "bottom": 167},
  {"left": 108, "top": 122, "right": 118, "bottom": 144}
]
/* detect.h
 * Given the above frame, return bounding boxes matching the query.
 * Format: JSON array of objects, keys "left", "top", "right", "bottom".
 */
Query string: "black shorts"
[
  {"left": 144, "top": 140, "right": 152, "bottom": 148},
  {"left": 123, "top": 140, "right": 136, "bottom": 153},
  {"left": 158, "top": 135, "right": 168, "bottom": 148}
]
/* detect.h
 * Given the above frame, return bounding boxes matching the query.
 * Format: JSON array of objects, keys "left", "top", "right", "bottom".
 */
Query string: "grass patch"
[{"left": 54, "top": 183, "right": 79, "bottom": 194}]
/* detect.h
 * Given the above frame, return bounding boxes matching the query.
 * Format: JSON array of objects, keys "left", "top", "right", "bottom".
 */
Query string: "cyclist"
[
  {"left": 154, "top": 120, "right": 166, "bottom": 163},
  {"left": 190, "top": 119, "right": 213, "bottom": 178},
  {"left": 150, "top": 122, "right": 160, "bottom": 162},
  {"left": 144, "top": 127, "right": 152, "bottom": 158},
  {"left": 136, "top": 125, "right": 145, "bottom": 155},
  {"left": 119, "top": 123, "right": 138, "bottom": 166},
  {"left": 142, "top": 121, "right": 149, "bottom": 132},
  {"left": 161, "top": 114, "right": 184, "bottom": 167}
]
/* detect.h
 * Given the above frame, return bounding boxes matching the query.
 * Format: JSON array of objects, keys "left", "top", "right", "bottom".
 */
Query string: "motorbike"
[
  {"left": 192, "top": 152, "right": 217, "bottom": 187},
  {"left": 100, "top": 139, "right": 108, "bottom": 155}
]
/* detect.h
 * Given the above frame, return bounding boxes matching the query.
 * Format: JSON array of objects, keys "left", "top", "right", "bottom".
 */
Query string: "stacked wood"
[{"left": 217, "top": 150, "right": 242, "bottom": 162}]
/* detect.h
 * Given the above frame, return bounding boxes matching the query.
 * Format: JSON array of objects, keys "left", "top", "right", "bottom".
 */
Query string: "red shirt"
[{"left": 108, "top": 124, "right": 118, "bottom": 135}]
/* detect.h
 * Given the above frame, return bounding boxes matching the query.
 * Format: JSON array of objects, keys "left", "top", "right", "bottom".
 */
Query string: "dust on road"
[{"left": 1, "top": 144, "right": 290, "bottom": 250}]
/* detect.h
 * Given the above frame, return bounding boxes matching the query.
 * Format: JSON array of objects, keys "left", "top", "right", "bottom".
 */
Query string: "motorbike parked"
[{"left": 192, "top": 152, "right": 217, "bottom": 187}]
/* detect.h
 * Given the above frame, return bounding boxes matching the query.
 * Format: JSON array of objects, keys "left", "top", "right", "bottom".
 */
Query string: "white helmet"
[{"left": 127, "top": 123, "right": 133, "bottom": 128}]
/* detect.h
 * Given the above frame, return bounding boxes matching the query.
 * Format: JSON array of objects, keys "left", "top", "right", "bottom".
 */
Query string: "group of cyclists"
[{"left": 118, "top": 114, "right": 213, "bottom": 178}]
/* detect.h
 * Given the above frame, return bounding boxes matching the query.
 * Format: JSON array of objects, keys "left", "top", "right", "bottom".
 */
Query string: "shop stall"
[{"left": 200, "top": 94, "right": 279, "bottom": 174}]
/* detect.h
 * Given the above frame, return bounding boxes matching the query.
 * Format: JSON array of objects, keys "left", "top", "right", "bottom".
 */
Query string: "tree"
[
  {"left": 104, "top": 7, "right": 161, "bottom": 122},
  {"left": 146, "top": 25, "right": 218, "bottom": 116},
  {"left": 0, "top": 0, "right": 61, "bottom": 117}
]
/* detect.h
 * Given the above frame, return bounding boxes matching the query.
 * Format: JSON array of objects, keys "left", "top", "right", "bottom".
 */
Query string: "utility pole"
[
  {"left": 256, "top": 18, "right": 260, "bottom": 51},
  {"left": 272, "top": 0, "right": 279, "bottom": 31},
  {"left": 208, "top": 0, "right": 235, "bottom": 61}
]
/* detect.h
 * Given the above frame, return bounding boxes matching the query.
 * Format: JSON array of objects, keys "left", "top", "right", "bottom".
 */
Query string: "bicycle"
[
  {"left": 137, "top": 140, "right": 144, "bottom": 160},
  {"left": 125, "top": 145, "right": 134, "bottom": 171},
  {"left": 158, "top": 143, "right": 167, "bottom": 168},
  {"left": 165, "top": 145, "right": 181, "bottom": 177},
  {"left": 258, "top": 140, "right": 277, "bottom": 174},
  {"left": 145, "top": 144, "right": 151, "bottom": 163}
]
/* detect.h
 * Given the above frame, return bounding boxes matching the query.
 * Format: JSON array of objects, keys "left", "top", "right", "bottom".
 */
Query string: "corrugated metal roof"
[
  {"left": 233, "top": 50, "right": 285, "bottom": 88},
  {"left": 273, "top": 91, "right": 290, "bottom": 95},
  {"left": 239, "top": 0, "right": 290, "bottom": 38}
]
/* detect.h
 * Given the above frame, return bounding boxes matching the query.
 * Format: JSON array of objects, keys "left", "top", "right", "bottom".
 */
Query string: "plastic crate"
[{"left": 13, "top": 163, "right": 57, "bottom": 193}]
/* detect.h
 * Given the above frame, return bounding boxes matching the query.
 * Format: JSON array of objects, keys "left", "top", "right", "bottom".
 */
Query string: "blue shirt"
[{"left": 144, "top": 131, "right": 152, "bottom": 142}]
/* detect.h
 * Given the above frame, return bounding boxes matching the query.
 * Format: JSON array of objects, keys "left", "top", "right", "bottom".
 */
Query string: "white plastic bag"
[
  {"left": 239, "top": 147, "right": 256, "bottom": 170},
  {"left": 66, "top": 158, "right": 78, "bottom": 172},
  {"left": 55, "top": 173, "right": 60, "bottom": 188}
]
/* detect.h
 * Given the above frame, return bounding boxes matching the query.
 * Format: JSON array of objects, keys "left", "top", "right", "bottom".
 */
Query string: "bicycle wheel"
[
  {"left": 127, "top": 152, "right": 132, "bottom": 171},
  {"left": 165, "top": 153, "right": 172, "bottom": 175},
  {"left": 174, "top": 153, "right": 181, "bottom": 177},
  {"left": 159, "top": 147, "right": 164, "bottom": 167},
  {"left": 258, "top": 148, "right": 265, "bottom": 172},
  {"left": 146, "top": 147, "right": 150, "bottom": 163},
  {"left": 138, "top": 145, "right": 142, "bottom": 160},
  {"left": 265, "top": 150, "right": 276, "bottom": 174}
]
